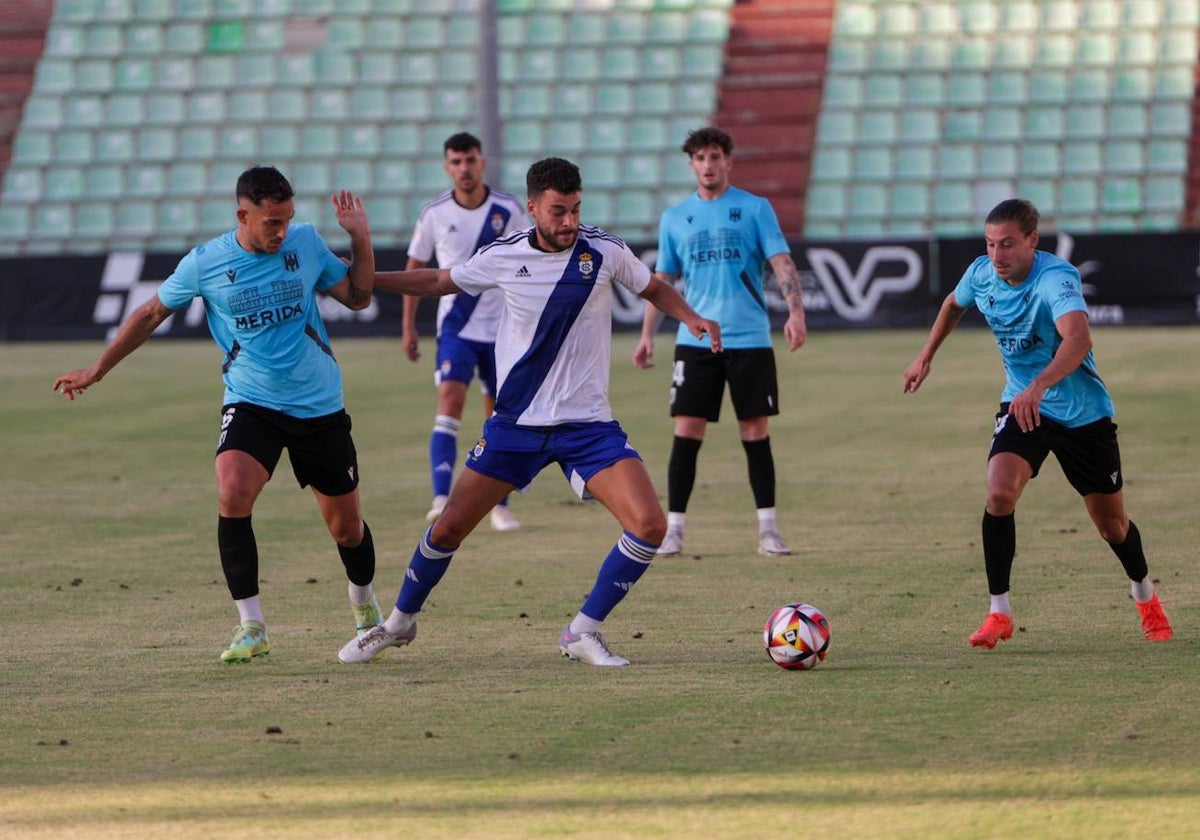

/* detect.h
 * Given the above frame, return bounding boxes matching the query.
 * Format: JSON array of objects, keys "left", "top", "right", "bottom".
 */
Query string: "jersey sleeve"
[
  {"left": 608, "top": 239, "right": 652, "bottom": 295},
  {"left": 1043, "top": 264, "right": 1088, "bottom": 320},
  {"left": 449, "top": 252, "right": 494, "bottom": 296},
  {"left": 311, "top": 227, "right": 349, "bottom": 291},
  {"left": 655, "top": 210, "right": 682, "bottom": 276},
  {"left": 754, "top": 197, "right": 791, "bottom": 259},
  {"left": 952, "top": 259, "right": 986, "bottom": 308},
  {"left": 156, "top": 249, "right": 200, "bottom": 310},
  {"left": 406, "top": 205, "right": 435, "bottom": 263}
]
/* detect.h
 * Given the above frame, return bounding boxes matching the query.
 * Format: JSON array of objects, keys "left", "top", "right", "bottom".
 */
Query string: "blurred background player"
[
  {"left": 634, "top": 126, "right": 808, "bottom": 557},
  {"left": 402, "top": 132, "right": 529, "bottom": 531},
  {"left": 52, "top": 166, "right": 385, "bottom": 663},
  {"left": 339, "top": 157, "right": 721, "bottom": 668},
  {"left": 902, "top": 198, "right": 1172, "bottom": 648}
]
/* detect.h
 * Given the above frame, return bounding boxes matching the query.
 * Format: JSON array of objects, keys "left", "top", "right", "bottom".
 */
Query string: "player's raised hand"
[{"left": 331, "top": 190, "right": 369, "bottom": 235}]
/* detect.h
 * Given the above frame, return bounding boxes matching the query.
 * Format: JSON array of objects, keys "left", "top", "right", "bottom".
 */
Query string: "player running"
[
  {"left": 338, "top": 157, "right": 721, "bottom": 667},
  {"left": 902, "top": 197, "right": 1172, "bottom": 648}
]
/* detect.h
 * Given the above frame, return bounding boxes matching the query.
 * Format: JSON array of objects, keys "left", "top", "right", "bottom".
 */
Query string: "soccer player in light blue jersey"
[
  {"left": 903, "top": 198, "right": 1172, "bottom": 648},
  {"left": 338, "top": 157, "right": 721, "bottom": 668},
  {"left": 634, "top": 126, "right": 808, "bottom": 557},
  {"left": 400, "top": 133, "right": 530, "bottom": 532},
  {"left": 53, "top": 166, "right": 387, "bottom": 663}
]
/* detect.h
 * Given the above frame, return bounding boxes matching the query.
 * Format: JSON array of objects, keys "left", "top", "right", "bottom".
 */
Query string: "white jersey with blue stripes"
[
  {"left": 407, "top": 187, "right": 529, "bottom": 343},
  {"left": 450, "top": 225, "right": 652, "bottom": 426}
]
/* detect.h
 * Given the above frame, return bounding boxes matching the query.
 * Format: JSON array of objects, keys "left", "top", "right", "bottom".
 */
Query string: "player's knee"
[
  {"left": 1096, "top": 518, "right": 1128, "bottom": 544},
  {"left": 217, "top": 485, "right": 257, "bottom": 517},
  {"left": 327, "top": 517, "right": 364, "bottom": 546},
  {"left": 985, "top": 487, "right": 1019, "bottom": 516},
  {"left": 632, "top": 510, "right": 667, "bottom": 546}
]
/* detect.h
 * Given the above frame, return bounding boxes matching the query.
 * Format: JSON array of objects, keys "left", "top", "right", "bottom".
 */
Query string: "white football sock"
[
  {"left": 989, "top": 592, "right": 1011, "bottom": 616},
  {"left": 1131, "top": 576, "right": 1155, "bottom": 603},
  {"left": 756, "top": 507, "right": 777, "bottom": 534},
  {"left": 568, "top": 612, "right": 602, "bottom": 635},
  {"left": 383, "top": 609, "right": 416, "bottom": 635},
  {"left": 234, "top": 595, "right": 264, "bottom": 625},
  {"left": 666, "top": 512, "right": 686, "bottom": 533},
  {"left": 348, "top": 582, "right": 374, "bottom": 605}
]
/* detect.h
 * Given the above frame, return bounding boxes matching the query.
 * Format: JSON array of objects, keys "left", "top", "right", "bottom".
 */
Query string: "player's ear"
[{"left": 1029, "top": 229, "right": 1039, "bottom": 249}]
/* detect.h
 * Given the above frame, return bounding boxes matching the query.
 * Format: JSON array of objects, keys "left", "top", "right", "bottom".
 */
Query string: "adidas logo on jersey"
[{"left": 515, "top": 265, "right": 531, "bottom": 277}]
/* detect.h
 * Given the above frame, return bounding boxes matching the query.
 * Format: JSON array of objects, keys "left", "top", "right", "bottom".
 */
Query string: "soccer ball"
[{"left": 763, "top": 603, "right": 830, "bottom": 670}]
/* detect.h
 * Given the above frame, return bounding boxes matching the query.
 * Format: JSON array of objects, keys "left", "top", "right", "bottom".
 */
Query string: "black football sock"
[
  {"left": 666, "top": 435, "right": 702, "bottom": 514},
  {"left": 218, "top": 515, "right": 259, "bottom": 600},
  {"left": 742, "top": 437, "right": 776, "bottom": 509},
  {"left": 981, "top": 510, "right": 1016, "bottom": 595}
]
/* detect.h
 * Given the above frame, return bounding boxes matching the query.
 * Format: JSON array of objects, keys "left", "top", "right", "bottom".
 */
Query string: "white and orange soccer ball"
[{"left": 763, "top": 603, "right": 831, "bottom": 670}]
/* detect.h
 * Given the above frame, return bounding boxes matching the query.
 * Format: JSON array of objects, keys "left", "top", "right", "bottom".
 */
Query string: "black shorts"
[
  {"left": 216, "top": 402, "right": 360, "bottom": 496},
  {"left": 669, "top": 346, "right": 779, "bottom": 422},
  {"left": 988, "top": 403, "right": 1123, "bottom": 496}
]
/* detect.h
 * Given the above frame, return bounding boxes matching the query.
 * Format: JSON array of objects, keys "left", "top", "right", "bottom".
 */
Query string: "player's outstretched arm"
[
  {"left": 639, "top": 275, "right": 722, "bottom": 353},
  {"left": 374, "top": 267, "right": 459, "bottom": 298},
  {"left": 53, "top": 297, "right": 175, "bottom": 400},
  {"left": 903, "top": 293, "right": 966, "bottom": 394}
]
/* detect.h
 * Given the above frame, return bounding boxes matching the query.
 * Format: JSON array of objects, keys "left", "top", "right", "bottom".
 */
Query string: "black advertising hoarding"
[
  {"left": 2, "top": 233, "right": 1198, "bottom": 341},
  {"left": 938, "top": 231, "right": 1200, "bottom": 327}
]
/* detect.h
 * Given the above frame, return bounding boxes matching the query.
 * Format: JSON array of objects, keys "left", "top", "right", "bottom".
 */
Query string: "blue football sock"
[
  {"left": 579, "top": 531, "right": 656, "bottom": 622},
  {"left": 430, "top": 415, "right": 460, "bottom": 497},
  {"left": 395, "top": 527, "right": 456, "bottom": 614}
]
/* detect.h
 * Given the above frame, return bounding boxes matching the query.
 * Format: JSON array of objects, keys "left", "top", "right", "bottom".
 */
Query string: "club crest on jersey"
[
  {"left": 282, "top": 250, "right": 300, "bottom": 272},
  {"left": 490, "top": 212, "right": 504, "bottom": 234},
  {"left": 577, "top": 252, "right": 594, "bottom": 276},
  {"left": 729, "top": 208, "right": 741, "bottom": 222},
  {"left": 471, "top": 438, "right": 486, "bottom": 459}
]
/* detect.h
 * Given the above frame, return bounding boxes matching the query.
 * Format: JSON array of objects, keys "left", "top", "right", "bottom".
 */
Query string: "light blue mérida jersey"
[
  {"left": 657, "top": 185, "right": 791, "bottom": 349},
  {"left": 157, "top": 223, "right": 350, "bottom": 418},
  {"left": 953, "top": 250, "right": 1114, "bottom": 427}
]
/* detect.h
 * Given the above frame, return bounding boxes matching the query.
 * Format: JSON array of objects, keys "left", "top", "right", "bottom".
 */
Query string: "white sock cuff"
[{"left": 433, "top": 415, "right": 461, "bottom": 436}]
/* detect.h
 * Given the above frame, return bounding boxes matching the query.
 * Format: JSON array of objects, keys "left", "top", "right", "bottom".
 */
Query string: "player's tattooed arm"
[{"left": 769, "top": 252, "right": 807, "bottom": 351}]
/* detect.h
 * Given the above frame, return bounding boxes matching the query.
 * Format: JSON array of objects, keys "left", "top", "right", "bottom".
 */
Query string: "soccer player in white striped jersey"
[
  {"left": 340, "top": 157, "right": 721, "bottom": 667},
  {"left": 402, "top": 133, "right": 530, "bottom": 531}
]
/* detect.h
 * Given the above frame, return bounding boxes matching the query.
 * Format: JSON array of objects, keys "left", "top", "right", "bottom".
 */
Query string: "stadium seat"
[
  {"left": 900, "top": 110, "right": 940, "bottom": 143},
  {"left": 1025, "top": 107, "right": 1065, "bottom": 141},
  {"left": 1059, "top": 179, "right": 1099, "bottom": 213},
  {"left": 865, "top": 74, "right": 903, "bottom": 108},
  {"left": 1062, "top": 141, "right": 1103, "bottom": 176},
  {"left": 891, "top": 183, "right": 930, "bottom": 218},
  {"left": 1144, "top": 176, "right": 1185, "bottom": 211},
  {"left": 1147, "top": 139, "right": 1188, "bottom": 173},
  {"left": 858, "top": 111, "right": 897, "bottom": 145},
  {"left": 126, "top": 165, "right": 166, "bottom": 198},
  {"left": 74, "top": 203, "right": 114, "bottom": 238},
  {"left": 1102, "top": 179, "right": 1142, "bottom": 212},
  {"left": 848, "top": 183, "right": 888, "bottom": 218},
  {"left": 895, "top": 146, "right": 934, "bottom": 180},
  {"left": 853, "top": 147, "right": 893, "bottom": 180},
  {"left": 940, "top": 109, "right": 979, "bottom": 141},
  {"left": 977, "top": 144, "right": 1018, "bottom": 178},
  {"left": 177, "top": 126, "right": 217, "bottom": 160}
]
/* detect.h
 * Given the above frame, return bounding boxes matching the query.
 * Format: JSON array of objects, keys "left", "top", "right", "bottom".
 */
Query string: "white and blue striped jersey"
[
  {"left": 450, "top": 225, "right": 652, "bottom": 426},
  {"left": 954, "top": 250, "right": 1114, "bottom": 426},
  {"left": 157, "top": 224, "right": 348, "bottom": 418},
  {"left": 407, "top": 187, "right": 529, "bottom": 343}
]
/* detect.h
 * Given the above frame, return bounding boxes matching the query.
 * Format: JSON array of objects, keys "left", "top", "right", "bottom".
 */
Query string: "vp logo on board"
[{"left": 804, "top": 245, "right": 923, "bottom": 321}]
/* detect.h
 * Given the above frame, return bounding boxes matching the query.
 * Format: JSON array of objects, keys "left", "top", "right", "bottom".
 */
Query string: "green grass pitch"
[{"left": 2, "top": 327, "right": 1199, "bottom": 838}]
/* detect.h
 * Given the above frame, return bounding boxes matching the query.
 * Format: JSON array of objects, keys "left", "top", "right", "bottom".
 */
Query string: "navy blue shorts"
[
  {"left": 464, "top": 416, "right": 641, "bottom": 501},
  {"left": 435, "top": 334, "right": 497, "bottom": 396}
]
